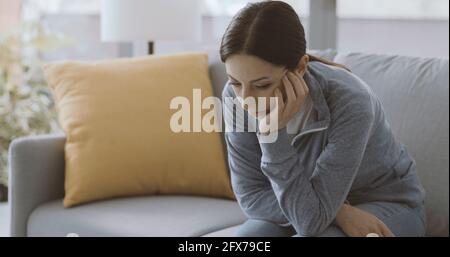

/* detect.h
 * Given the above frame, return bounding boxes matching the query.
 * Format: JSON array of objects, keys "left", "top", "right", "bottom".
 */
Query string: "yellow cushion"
[{"left": 43, "top": 52, "right": 235, "bottom": 207}]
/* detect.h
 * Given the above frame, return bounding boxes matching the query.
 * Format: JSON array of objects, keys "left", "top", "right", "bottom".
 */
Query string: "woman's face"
[{"left": 225, "top": 54, "right": 307, "bottom": 118}]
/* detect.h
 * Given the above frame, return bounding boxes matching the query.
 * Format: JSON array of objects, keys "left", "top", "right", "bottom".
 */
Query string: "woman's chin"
[{"left": 248, "top": 110, "right": 268, "bottom": 119}]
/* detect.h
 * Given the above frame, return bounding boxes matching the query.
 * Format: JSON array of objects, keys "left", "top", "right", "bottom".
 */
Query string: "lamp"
[{"left": 101, "top": 0, "right": 202, "bottom": 55}]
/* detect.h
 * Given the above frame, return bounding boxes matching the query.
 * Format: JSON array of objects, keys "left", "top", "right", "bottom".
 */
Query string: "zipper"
[{"left": 291, "top": 125, "right": 328, "bottom": 146}]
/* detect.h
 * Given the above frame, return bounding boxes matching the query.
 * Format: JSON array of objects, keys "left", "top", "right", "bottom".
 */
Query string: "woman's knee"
[
  {"left": 235, "top": 219, "right": 296, "bottom": 237},
  {"left": 354, "top": 201, "right": 426, "bottom": 237}
]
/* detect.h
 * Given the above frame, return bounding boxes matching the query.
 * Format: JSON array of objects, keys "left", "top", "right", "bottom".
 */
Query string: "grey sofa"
[{"left": 9, "top": 50, "right": 449, "bottom": 237}]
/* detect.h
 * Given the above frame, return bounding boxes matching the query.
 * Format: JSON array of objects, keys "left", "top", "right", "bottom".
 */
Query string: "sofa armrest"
[{"left": 8, "top": 134, "right": 66, "bottom": 237}]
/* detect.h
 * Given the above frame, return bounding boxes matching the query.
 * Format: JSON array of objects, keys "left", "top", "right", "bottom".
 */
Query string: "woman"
[{"left": 221, "top": 1, "right": 426, "bottom": 237}]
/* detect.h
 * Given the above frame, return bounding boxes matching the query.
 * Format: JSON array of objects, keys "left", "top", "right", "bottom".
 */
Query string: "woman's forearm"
[{"left": 257, "top": 104, "right": 373, "bottom": 236}]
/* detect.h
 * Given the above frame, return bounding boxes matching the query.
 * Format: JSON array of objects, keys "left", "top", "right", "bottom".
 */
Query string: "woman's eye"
[
  {"left": 256, "top": 83, "right": 272, "bottom": 89},
  {"left": 230, "top": 82, "right": 241, "bottom": 87}
]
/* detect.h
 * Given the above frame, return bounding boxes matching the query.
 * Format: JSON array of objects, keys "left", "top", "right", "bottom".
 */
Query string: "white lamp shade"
[{"left": 101, "top": 0, "right": 202, "bottom": 42}]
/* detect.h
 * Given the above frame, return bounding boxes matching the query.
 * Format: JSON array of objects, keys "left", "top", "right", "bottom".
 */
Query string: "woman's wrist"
[{"left": 335, "top": 201, "right": 352, "bottom": 228}]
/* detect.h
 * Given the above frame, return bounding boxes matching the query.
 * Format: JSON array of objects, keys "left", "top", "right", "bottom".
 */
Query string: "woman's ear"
[{"left": 295, "top": 54, "right": 309, "bottom": 77}]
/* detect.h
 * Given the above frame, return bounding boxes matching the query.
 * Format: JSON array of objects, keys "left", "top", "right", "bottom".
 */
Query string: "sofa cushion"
[
  {"left": 202, "top": 225, "right": 241, "bottom": 237},
  {"left": 28, "top": 195, "right": 246, "bottom": 236},
  {"left": 334, "top": 52, "right": 449, "bottom": 236},
  {"left": 43, "top": 52, "right": 235, "bottom": 207}
]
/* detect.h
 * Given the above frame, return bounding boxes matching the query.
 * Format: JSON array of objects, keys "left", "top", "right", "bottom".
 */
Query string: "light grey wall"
[
  {"left": 309, "top": 0, "right": 337, "bottom": 50},
  {"left": 42, "top": 14, "right": 119, "bottom": 61},
  {"left": 338, "top": 18, "right": 449, "bottom": 59},
  {"left": 41, "top": 14, "right": 449, "bottom": 61}
]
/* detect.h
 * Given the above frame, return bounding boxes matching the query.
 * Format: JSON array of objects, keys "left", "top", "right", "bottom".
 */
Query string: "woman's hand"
[
  {"left": 258, "top": 70, "right": 309, "bottom": 134},
  {"left": 335, "top": 203, "right": 395, "bottom": 237}
]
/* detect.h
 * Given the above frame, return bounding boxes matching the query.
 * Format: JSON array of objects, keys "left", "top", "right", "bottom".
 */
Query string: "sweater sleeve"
[
  {"left": 257, "top": 94, "right": 376, "bottom": 236},
  {"left": 222, "top": 84, "right": 290, "bottom": 226},
  {"left": 225, "top": 132, "right": 290, "bottom": 225}
]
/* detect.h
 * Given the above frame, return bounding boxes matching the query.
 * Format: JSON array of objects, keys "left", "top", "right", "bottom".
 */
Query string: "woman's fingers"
[
  {"left": 301, "top": 77, "right": 309, "bottom": 95},
  {"left": 288, "top": 71, "right": 310, "bottom": 111},
  {"left": 282, "top": 75, "right": 296, "bottom": 106},
  {"left": 274, "top": 88, "right": 284, "bottom": 112},
  {"left": 367, "top": 220, "right": 394, "bottom": 237},
  {"left": 287, "top": 71, "right": 303, "bottom": 98},
  {"left": 379, "top": 223, "right": 395, "bottom": 237},
  {"left": 295, "top": 70, "right": 310, "bottom": 95}
]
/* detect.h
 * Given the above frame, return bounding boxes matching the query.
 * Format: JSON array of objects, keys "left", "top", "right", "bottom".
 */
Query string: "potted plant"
[{"left": 0, "top": 21, "right": 66, "bottom": 201}]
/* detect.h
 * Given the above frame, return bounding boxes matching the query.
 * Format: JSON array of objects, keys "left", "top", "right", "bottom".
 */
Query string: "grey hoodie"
[{"left": 222, "top": 61, "right": 426, "bottom": 236}]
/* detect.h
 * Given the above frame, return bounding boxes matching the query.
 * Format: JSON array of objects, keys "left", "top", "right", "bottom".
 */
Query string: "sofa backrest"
[
  {"left": 335, "top": 52, "right": 449, "bottom": 236},
  {"left": 208, "top": 51, "right": 228, "bottom": 100}
]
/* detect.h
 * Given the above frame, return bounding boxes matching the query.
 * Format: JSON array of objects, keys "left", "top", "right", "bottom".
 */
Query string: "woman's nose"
[{"left": 242, "top": 86, "right": 252, "bottom": 100}]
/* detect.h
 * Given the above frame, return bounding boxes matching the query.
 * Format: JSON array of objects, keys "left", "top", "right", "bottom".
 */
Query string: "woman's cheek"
[
  {"left": 235, "top": 96, "right": 268, "bottom": 119},
  {"left": 236, "top": 95, "right": 258, "bottom": 114},
  {"left": 264, "top": 96, "right": 275, "bottom": 112},
  {"left": 266, "top": 87, "right": 281, "bottom": 112}
]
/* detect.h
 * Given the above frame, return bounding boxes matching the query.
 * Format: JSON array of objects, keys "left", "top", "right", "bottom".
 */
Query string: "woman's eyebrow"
[{"left": 227, "top": 74, "right": 270, "bottom": 83}]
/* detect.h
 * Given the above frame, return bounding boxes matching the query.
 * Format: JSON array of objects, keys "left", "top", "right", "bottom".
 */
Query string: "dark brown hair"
[{"left": 220, "top": 0, "right": 351, "bottom": 72}]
